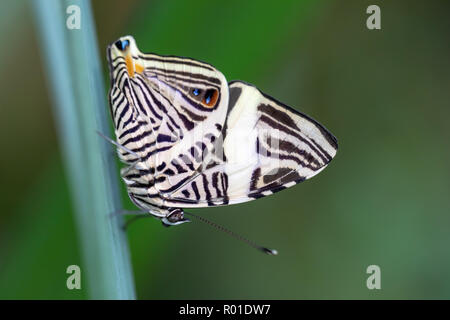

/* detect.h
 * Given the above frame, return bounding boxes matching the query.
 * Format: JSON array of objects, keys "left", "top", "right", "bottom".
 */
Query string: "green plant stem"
[{"left": 32, "top": 0, "right": 136, "bottom": 299}]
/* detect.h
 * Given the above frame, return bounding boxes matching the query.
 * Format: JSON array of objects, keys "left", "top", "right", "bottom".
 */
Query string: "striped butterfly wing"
[
  {"left": 107, "top": 36, "right": 229, "bottom": 212},
  {"left": 136, "top": 51, "right": 232, "bottom": 206},
  {"left": 108, "top": 35, "right": 337, "bottom": 212},
  {"left": 166, "top": 81, "right": 338, "bottom": 207}
]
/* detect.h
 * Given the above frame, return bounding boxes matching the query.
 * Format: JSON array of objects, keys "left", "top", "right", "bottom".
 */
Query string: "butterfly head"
[{"left": 161, "top": 208, "right": 190, "bottom": 227}]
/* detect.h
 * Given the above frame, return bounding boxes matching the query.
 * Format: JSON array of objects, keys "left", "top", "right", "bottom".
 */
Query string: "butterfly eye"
[
  {"left": 202, "top": 89, "right": 219, "bottom": 107},
  {"left": 115, "top": 39, "right": 130, "bottom": 51}
]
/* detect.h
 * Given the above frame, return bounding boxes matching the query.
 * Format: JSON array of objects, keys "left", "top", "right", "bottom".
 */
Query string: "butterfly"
[{"left": 106, "top": 35, "right": 338, "bottom": 237}]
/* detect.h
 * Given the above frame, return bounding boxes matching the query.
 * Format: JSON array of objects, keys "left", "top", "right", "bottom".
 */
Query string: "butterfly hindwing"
[
  {"left": 108, "top": 36, "right": 230, "bottom": 210},
  {"left": 137, "top": 50, "right": 230, "bottom": 198}
]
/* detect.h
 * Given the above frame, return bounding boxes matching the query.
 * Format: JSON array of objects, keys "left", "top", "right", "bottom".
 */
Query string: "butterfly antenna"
[{"left": 183, "top": 212, "right": 278, "bottom": 256}]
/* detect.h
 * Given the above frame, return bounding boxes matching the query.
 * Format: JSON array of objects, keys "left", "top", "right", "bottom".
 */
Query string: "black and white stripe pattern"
[{"left": 107, "top": 36, "right": 338, "bottom": 222}]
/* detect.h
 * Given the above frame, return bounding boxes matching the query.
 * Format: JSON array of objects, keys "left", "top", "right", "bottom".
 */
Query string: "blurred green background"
[{"left": 1, "top": 0, "right": 450, "bottom": 299}]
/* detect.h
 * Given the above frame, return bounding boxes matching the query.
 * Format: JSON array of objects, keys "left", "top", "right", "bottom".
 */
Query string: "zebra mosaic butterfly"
[{"left": 106, "top": 36, "right": 338, "bottom": 245}]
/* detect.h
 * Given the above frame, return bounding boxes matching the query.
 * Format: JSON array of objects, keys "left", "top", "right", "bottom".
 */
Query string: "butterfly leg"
[
  {"left": 109, "top": 209, "right": 156, "bottom": 230},
  {"left": 112, "top": 209, "right": 149, "bottom": 216},
  {"left": 97, "top": 130, "right": 144, "bottom": 176},
  {"left": 111, "top": 208, "right": 190, "bottom": 229},
  {"left": 96, "top": 130, "right": 141, "bottom": 159}
]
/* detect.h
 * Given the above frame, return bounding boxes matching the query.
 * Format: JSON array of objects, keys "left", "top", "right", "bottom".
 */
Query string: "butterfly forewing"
[{"left": 167, "top": 81, "right": 338, "bottom": 206}]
